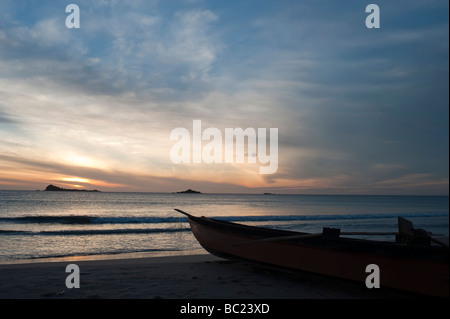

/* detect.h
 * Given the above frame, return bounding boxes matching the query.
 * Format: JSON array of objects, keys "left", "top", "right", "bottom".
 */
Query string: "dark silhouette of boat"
[{"left": 176, "top": 209, "right": 448, "bottom": 297}]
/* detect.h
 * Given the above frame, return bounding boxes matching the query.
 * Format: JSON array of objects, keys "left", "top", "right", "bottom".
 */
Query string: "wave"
[
  {"left": 0, "top": 230, "right": 29, "bottom": 234},
  {"left": 25, "top": 248, "right": 183, "bottom": 261},
  {"left": 0, "top": 227, "right": 191, "bottom": 236},
  {"left": 0, "top": 211, "right": 448, "bottom": 225},
  {"left": 0, "top": 212, "right": 447, "bottom": 238},
  {"left": 0, "top": 215, "right": 186, "bottom": 224}
]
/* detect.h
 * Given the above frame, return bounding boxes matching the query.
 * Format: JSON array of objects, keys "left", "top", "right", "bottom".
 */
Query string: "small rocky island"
[
  {"left": 176, "top": 189, "right": 201, "bottom": 194},
  {"left": 44, "top": 184, "right": 100, "bottom": 192}
]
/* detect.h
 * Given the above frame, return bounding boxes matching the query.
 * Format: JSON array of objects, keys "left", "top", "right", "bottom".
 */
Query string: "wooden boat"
[{"left": 176, "top": 209, "right": 449, "bottom": 298}]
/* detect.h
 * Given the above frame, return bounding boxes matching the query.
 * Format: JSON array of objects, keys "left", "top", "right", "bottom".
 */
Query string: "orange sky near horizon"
[{"left": 1, "top": 150, "right": 448, "bottom": 195}]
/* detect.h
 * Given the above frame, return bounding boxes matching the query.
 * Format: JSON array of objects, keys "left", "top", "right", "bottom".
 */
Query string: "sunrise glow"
[{"left": 61, "top": 177, "right": 91, "bottom": 184}]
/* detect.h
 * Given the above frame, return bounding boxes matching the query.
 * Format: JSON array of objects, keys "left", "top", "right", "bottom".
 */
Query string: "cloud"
[
  {"left": 179, "top": 10, "right": 219, "bottom": 66},
  {"left": 0, "top": 3, "right": 223, "bottom": 98},
  {"left": 375, "top": 174, "right": 449, "bottom": 195},
  {"left": 0, "top": 111, "right": 18, "bottom": 124}
]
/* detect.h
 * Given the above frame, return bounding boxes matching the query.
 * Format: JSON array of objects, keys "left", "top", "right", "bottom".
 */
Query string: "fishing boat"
[{"left": 175, "top": 209, "right": 449, "bottom": 298}]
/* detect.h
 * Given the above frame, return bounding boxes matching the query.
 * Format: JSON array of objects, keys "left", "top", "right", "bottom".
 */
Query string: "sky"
[{"left": 0, "top": 0, "right": 448, "bottom": 194}]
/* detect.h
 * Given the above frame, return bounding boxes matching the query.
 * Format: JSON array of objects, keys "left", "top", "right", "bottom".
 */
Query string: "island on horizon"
[
  {"left": 176, "top": 189, "right": 201, "bottom": 194},
  {"left": 44, "top": 184, "right": 100, "bottom": 192}
]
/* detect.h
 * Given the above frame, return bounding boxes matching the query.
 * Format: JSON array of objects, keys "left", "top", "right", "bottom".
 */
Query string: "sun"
[{"left": 61, "top": 177, "right": 91, "bottom": 184}]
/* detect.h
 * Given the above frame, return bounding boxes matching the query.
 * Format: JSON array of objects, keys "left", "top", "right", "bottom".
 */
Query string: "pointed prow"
[{"left": 174, "top": 208, "right": 193, "bottom": 218}]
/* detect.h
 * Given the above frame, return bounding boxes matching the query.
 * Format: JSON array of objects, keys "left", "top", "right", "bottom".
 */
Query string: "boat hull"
[{"left": 183, "top": 213, "right": 449, "bottom": 298}]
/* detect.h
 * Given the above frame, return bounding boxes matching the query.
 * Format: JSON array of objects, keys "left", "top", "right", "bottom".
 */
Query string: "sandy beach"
[{"left": 0, "top": 253, "right": 417, "bottom": 299}]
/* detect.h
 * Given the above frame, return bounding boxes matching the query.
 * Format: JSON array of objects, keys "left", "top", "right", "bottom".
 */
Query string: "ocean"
[{"left": 0, "top": 191, "right": 448, "bottom": 264}]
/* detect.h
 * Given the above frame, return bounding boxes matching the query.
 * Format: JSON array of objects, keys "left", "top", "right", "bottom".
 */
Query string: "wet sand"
[{"left": 0, "top": 254, "right": 415, "bottom": 299}]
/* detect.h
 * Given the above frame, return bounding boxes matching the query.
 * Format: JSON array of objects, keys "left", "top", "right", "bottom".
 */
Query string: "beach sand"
[{"left": 0, "top": 253, "right": 415, "bottom": 299}]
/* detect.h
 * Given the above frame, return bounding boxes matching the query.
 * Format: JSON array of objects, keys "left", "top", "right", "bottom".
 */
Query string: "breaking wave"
[{"left": 0, "top": 211, "right": 447, "bottom": 225}]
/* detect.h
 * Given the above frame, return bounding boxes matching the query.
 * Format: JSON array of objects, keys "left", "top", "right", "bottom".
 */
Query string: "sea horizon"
[{"left": 2, "top": 189, "right": 449, "bottom": 196}]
